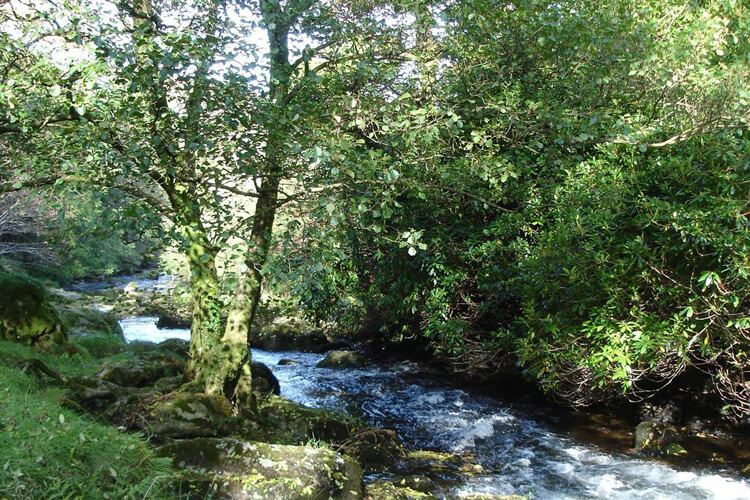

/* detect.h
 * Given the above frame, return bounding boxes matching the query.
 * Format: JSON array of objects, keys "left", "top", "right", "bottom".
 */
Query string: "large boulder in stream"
[
  {"left": 157, "top": 437, "right": 363, "bottom": 500},
  {"left": 0, "top": 271, "right": 67, "bottom": 348},
  {"left": 250, "top": 316, "right": 342, "bottom": 353},
  {"left": 252, "top": 361, "right": 280, "bottom": 397},
  {"left": 634, "top": 421, "right": 687, "bottom": 457},
  {"left": 317, "top": 350, "right": 367, "bottom": 369},
  {"left": 248, "top": 395, "right": 401, "bottom": 467},
  {"left": 156, "top": 314, "right": 191, "bottom": 329}
]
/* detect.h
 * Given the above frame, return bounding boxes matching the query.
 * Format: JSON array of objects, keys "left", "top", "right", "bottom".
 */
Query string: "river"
[{"left": 119, "top": 315, "right": 750, "bottom": 500}]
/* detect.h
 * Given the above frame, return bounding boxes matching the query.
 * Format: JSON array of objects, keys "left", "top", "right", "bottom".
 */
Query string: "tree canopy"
[{"left": 2, "top": 0, "right": 749, "bottom": 417}]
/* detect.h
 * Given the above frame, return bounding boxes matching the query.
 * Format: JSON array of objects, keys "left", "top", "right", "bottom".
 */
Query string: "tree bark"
[{"left": 215, "top": 0, "right": 293, "bottom": 408}]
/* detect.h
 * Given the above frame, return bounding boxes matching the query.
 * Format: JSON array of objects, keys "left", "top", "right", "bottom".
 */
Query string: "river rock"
[
  {"left": 157, "top": 437, "right": 362, "bottom": 500},
  {"left": 156, "top": 314, "right": 191, "bottom": 329},
  {"left": 256, "top": 395, "right": 353, "bottom": 443},
  {"left": 250, "top": 316, "right": 341, "bottom": 353},
  {"left": 317, "top": 350, "right": 367, "bottom": 369},
  {"left": 634, "top": 421, "right": 687, "bottom": 456},
  {"left": 158, "top": 338, "right": 190, "bottom": 357},
  {"left": 364, "top": 480, "right": 436, "bottom": 500},
  {"left": 146, "top": 393, "right": 232, "bottom": 440},
  {"left": 252, "top": 361, "right": 280, "bottom": 397},
  {"left": 0, "top": 270, "right": 67, "bottom": 348},
  {"left": 462, "top": 496, "right": 527, "bottom": 500},
  {"left": 278, "top": 358, "right": 299, "bottom": 366},
  {"left": 128, "top": 338, "right": 190, "bottom": 360}
]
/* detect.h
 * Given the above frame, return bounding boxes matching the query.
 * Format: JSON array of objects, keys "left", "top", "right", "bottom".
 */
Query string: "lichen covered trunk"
[
  {"left": 218, "top": 175, "right": 280, "bottom": 408},
  {"left": 183, "top": 226, "right": 224, "bottom": 387},
  {"left": 213, "top": 3, "right": 290, "bottom": 408}
]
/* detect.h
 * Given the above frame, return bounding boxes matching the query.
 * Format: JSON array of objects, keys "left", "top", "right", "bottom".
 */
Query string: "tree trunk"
[
  {"left": 214, "top": 0, "right": 292, "bottom": 408},
  {"left": 183, "top": 226, "right": 223, "bottom": 385}
]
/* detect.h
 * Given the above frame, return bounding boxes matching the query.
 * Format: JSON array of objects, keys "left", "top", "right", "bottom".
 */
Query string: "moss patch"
[{"left": 0, "top": 270, "right": 67, "bottom": 348}]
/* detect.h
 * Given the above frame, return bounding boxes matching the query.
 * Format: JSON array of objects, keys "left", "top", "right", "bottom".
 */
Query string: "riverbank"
[
  {"left": 4, "top": 269, "right": 748, "bottom": 498},
  {"left": 68, "top": 269, "right": 750, "bottom": 477},
  {"left": 1, "top": 269, "right": 530, "bottom": 499}
]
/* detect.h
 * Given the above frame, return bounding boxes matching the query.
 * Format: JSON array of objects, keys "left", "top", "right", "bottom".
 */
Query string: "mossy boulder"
[
  {"left": 247, "top": 396, "right": 402, "bottom": 468},
  {"left": 157, "top": 437, "right": 363, "bottom": 500},
  {"left": 146, "top": 393, "right": 232, "bottom": 440},
  {"left": 59, "top": 305, "right": 123, "bottom": 338},
  {"left": 462, "top": 496, "right": 527, "bottom": 500},
  {"left": 252, "top": 361, "right": 280, "bottom": 397},
  {"left": 98, "top": 351, "right": 185, "bottom": 388},
  {"left": 0, "top": 271, "right": 67, "bottom": 348},
  {"left": 317, "top": 350, "right": 367, "bottom": 369},
  {"left": 399, "top": 450, "right": 485, "bottom": 475},
  {"left": 250, "top": 316, "right": 336, "bottom": 352},
  {"left": 253, "top": 395, "right": 354, "bottom": 444},
  {"left": 634, "top": 421, "right": 687, "bottom": 457},
  {"left": 111, "top": 289, "right": 189, "bottom": 321},
  {"left": 128, "top": 338, "right": 190, "bottom": 360}
]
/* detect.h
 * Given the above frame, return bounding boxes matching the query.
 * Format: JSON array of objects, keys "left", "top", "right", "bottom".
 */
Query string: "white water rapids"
[{"left": 120, "top": 316, "right": 750, "bottom": 500}]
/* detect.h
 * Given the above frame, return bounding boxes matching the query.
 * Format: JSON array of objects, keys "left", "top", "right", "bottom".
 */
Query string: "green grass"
[{"left": 0, "top": 340, "right": 175, "bottom": 499}]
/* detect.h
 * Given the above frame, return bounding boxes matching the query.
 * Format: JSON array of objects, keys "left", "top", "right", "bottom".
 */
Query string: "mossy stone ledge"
[{"left": 157, "top": 437, "right": 363, "bottom": 500}]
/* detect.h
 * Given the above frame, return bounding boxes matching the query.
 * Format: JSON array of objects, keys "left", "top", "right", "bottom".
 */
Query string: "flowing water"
[{"left": 119, "top": 316, "right": 750, "bottom": 500}]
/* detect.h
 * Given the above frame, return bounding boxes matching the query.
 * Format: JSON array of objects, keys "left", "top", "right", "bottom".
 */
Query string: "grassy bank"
[{"left": 0, "top": 340, "right": 175, "bottom": 499}]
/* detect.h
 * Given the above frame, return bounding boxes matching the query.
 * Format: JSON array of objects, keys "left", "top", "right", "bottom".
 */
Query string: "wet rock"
[
  {"left": 0, "top": 270, "right": 67, "bottom": 348},
  {"left": 157, "top": 437, "right": 362, "bottom": 500},
  {"left": 111, "top": 289, "right": 189, "bottom": 322},
  {"left": 98, "top": 351, "right": 185, "bottom": 387},
  {"left": 742, "top": 464, "right": 750, "bottom": 479},
  {"left": 146, "top": 393, "right": 232, "bottom": 440},
  {"left": 252, "top": 361, "right": 280, "bottom": 397},
  {"left": 462, "top": 496, "right": 527, "bottom": 500},
  {"left": 278, "top": 358, "right": 299, "bottom": 366},
  {"left": 156, "top": 314, "right": 191, "bottom": 329},
  {"left": 342, "top": 429, "right": 401, "bottom": 467},
  {"left": 364, "top": 480, "right": 435, "bottom": 500},
  {"left": 253, "top": 395, "right": 354, "bottom": 444},
  {"left": 634, "top": 421, "right": 687, "bottom": 457},
  {"left": 317, "top": 350, "right": 367, "bottom": 369},
  {"left": 396, "top": 450, "right": 486, "bottom": 476},
  {"left": 250, "top": 316, "right": 342, "bottom": 353},
  {"left": 639, "top": 401, "right": 683, "bottom": 425}
]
